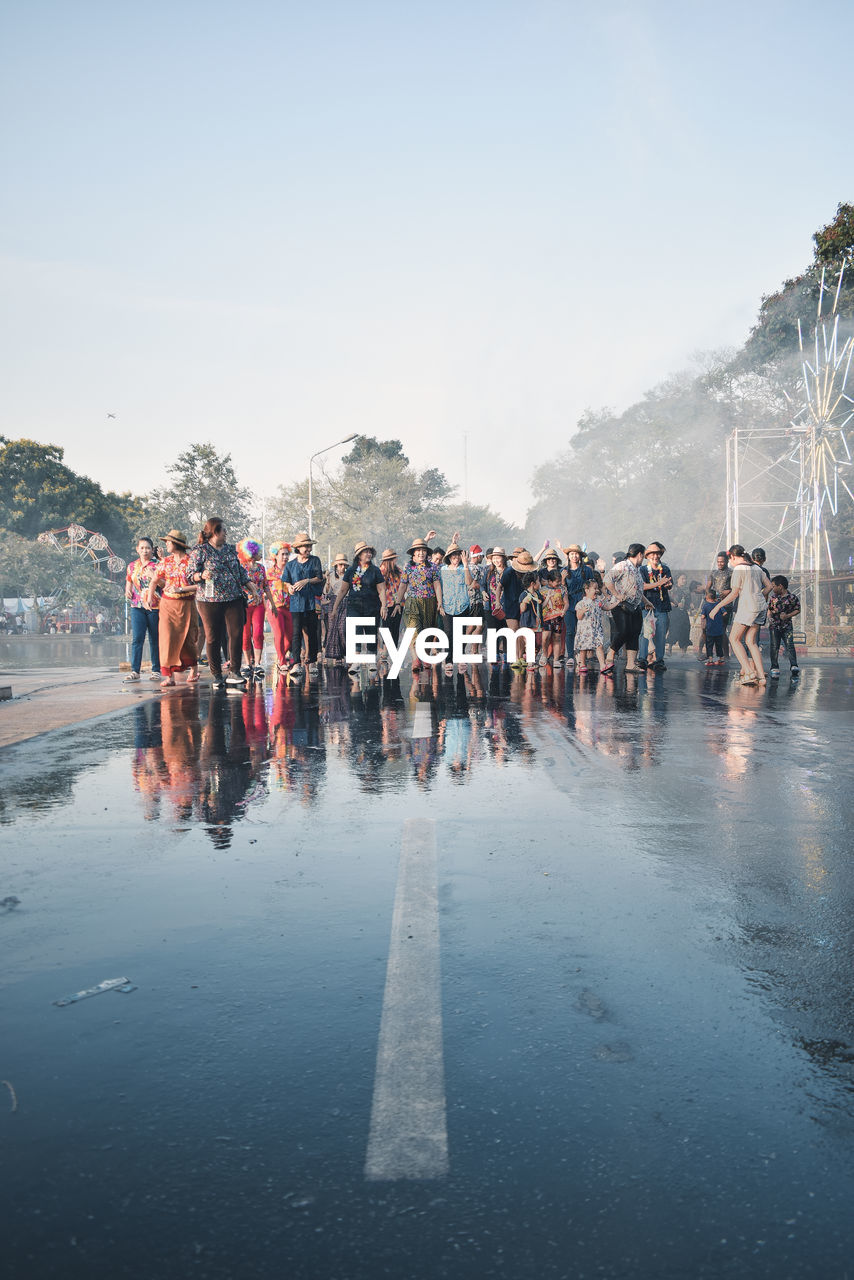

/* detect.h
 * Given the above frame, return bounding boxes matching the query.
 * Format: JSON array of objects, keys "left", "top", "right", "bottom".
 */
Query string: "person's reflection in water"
[
  {"left": 159, "top": 693, "right": 203, "bottom": 823},
  {"left": 131, "top": 701, "right": 166, "bottom": 822},
  {"left": 269, "top": 683, "right": 326, "bottom": 805},
  {"left": 347, "top": 677, "right": 388, "bottom": 792},
  {"left": 199, "top": 694, "right": 270, "bottom": 846}
]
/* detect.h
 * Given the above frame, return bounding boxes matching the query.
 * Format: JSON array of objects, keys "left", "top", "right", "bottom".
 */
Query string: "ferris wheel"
[{"left": 36, "top": 525, "right": 126, "bottom": 602}]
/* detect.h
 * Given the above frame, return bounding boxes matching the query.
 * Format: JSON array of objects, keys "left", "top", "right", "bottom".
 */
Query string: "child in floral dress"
[{"left": 574, "top": 578, "right": 616, "bottom": 674}]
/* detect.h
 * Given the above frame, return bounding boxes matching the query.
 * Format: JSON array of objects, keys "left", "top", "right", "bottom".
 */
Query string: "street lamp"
[{"left": 307, "top": 434, "right": 358, "bottom": 541}]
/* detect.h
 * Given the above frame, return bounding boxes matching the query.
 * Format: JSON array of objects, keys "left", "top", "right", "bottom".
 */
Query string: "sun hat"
[
  {"left": 407, "top": 537, "right": 430, "bottom": 556},
  {"left": 541, "top": 548, "right": 563, "bottom": 563},
  {"left": 565, "top": 543, "right": 583, "bottom": 554},
  {"left": 292, "top": 531, "right": 314, "bottom": 549},
  {"left": 645, "top": 542, "right": 665, "bottom": 555},
  {"left": 380, "top": 548, "right": 397, "bottom": 562},
  {"left": 511, "top": 546, "right": 526, "bottom": 558},
  {"left": 491, "top": 547, "right": 507, "bottom": 559},
  {"left": 333, "top": 551, "right": 349, "bottom": 566},
  {"left": 159, "top": 529, "right": 188, "bottom": 551},
  {"left": 512, "top": 550, "right": 537, "bottom": 572},
  {"left": 353, "top": 540, "right": 376, "bottom": 558},
  {"left": 443, "top": 543, "right": 464, "bottom": 563}
]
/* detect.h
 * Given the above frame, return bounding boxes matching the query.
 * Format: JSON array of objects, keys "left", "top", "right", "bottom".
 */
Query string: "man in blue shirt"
[{"left": 284, "top": 532, "right": 324, "bottom": 676}]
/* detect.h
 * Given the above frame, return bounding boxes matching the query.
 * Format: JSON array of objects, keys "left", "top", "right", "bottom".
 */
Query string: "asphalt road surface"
[{"left": 2, "top": 660, "right": 853, "bottom": 1279}]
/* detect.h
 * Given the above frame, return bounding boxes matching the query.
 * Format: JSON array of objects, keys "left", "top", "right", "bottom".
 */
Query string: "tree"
[
  {"left": 145, "top": 442, "right": 255, "bottom": 542},
  {"left": 0, "top": 437, "right": 145, "bottom": 550},
  {"left": 267, "top": 436, "right": 455, "bottom": 554}
]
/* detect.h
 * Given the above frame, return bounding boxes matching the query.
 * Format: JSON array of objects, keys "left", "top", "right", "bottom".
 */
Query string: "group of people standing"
[{"left": 124, "top": 525, "right": 801, "bottom": 691}]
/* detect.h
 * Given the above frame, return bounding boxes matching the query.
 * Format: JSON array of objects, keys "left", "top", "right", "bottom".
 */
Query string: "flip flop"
[{"left": 600, "top": 664, "right": 615, "bottom": 676}]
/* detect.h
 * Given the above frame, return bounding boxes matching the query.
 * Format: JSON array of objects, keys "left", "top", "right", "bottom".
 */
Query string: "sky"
[{"left": 1, "top": 0, "right": 852, "bottom": 529}]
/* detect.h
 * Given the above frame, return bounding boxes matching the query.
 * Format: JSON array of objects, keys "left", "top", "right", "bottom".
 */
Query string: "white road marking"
[
  {"left": 365, "top": 817, "right": 448, "bottom": 1180},
  {"left": 411, "top": 702, "right": 433, "bottom": 738}
]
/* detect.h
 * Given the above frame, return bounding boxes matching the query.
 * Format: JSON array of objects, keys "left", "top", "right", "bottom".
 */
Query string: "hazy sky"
[{"left": 2, "top": 0, "right": 851, "bottom": 528}]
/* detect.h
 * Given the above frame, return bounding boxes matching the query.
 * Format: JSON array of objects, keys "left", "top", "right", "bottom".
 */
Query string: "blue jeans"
[
  {"left": 131, "top": 606, "right": 160, "bottom": 673},
  {"left": 769, "top": 626, "right": 798, "bottom": 670},
  {"left": 638, "top": 610, "right": 668, "bottom": 664}
]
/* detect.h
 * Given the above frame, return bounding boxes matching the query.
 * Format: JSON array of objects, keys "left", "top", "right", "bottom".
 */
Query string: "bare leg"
[
  {"left": 729, "top": 622, "right": 751, "bottom": 677},
  {"left": 744, "top": 624, "right": 765, "bottom": 681}
]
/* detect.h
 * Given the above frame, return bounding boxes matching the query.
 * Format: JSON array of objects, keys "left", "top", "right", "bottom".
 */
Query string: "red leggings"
[
  {"left": 242, "top": 602, "right": 266, "bottom": 654},
  {"left": 267, "top": 607, "right": 293, "bottom": 664}
]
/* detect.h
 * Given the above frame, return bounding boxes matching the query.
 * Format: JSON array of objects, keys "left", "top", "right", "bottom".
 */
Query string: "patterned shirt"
[
  {"left": 768, "top": 590, "right": 800, "bottom": 631},
  {"left": 187, "top": 542, "right": 250, "bottom": 603},
  {"left": 400, "top": 561, "right": 440, "bottom": 599},
  {"left": 267, "top": 565, "right": 291, "bottom": 610},
  {"left": 153, "top": 553, "right": 195, "bottom": 599},
  {"left": 126, "top": 557, "right": 161, "bottom": 609},
  {"left": 245, "top": 562, "right": 268, "bottom": 593},
  {"left": 604, "top": 559, "right": 646, "bottom": 610}
]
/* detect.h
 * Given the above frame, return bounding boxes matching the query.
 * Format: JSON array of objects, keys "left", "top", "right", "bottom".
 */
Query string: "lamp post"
[{"left": 308, "top": 434, "right": 358, "bottom": 542}]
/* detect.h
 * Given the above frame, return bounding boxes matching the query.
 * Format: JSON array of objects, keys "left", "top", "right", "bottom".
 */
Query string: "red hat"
[{"left": 469, "top": 544, "right": 483, "bottom": 555}]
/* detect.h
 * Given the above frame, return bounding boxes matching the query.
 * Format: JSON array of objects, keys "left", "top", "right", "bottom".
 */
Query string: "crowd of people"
[{"left": 123, "top": 522, "right": 803, "bottom": 692}]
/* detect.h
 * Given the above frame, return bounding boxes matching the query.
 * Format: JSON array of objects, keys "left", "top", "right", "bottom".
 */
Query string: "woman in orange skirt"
[{"left": 146, "top": 530, "right": 200, "bottom": 687}]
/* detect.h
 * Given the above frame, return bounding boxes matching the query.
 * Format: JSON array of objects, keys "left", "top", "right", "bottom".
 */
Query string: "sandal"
[
  {"left": 600, "top": 664, "right": 615, "bottom": 676},
  {"left": 186, "top": 668, "right": 201, "bottom": 683},
  {"left": 578, "top": 666, "right": 589, "bottom": 674},
  {"left": 160, "top": 676, "right": 175, "bottom": 688}
]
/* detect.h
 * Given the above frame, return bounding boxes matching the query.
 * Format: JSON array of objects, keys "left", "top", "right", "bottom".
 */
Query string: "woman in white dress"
[{"left": 710, "top": 545, "right": 771, "bottom": 685}]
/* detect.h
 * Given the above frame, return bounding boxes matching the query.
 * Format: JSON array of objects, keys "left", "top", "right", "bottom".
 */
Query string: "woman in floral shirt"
[
  {"left": 145, "top": 530, "right": 200, "bottom": 687},
  {"left": 187, "top": 518, "right": 259, "bottom": 690},
  {"left": 124, "top": 536, "right": 162, "bottom": 682},
  {"left": 395, "top": 537, "right": 445, "bottom": 672}
]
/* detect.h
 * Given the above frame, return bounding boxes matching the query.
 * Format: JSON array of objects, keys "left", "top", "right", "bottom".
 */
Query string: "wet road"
[{"left": 2, "top": 661, "right": 854, "bottom": 1279}]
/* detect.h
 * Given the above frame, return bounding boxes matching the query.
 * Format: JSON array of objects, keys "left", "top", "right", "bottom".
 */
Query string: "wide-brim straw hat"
[
  {"left": 645, "top": 542, "right": 665, "bottom": 555},
  {"left": 353, "top": 541, "right": 376, "bottom": 558},
  {"left": 443, "top": 543, "right": 464, "bottom": 563},
  {"left": 512, "top": 551, "right": 537, "bottom": 572},
  {"left": 332, "top": 552, "right": 349, "bottom": 566},
  {"left": 491, "top": 547, "right": 508, "bottom": 559},
  {"left": 407, "top": 537, "right": 430, "bottom": 556},
  {"left": 159, "top": 529, "right": 188, "bottom": 550},
  {"left": 541, "top": 548, "right": 564, "bottom": 564},
  {"left": 292, "top": 531, "right": 314, "bottom": 549},
  {"left": 511, "top": 546, "right": 526, "bottom": 558},
  {"left": 565, "top": 543, "right": 584, "bottom": 555},
  {"left": 380, "top": 548, "right": 397, "bottom": 562}
]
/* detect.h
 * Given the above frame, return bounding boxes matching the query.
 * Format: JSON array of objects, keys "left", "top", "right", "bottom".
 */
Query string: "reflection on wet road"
[{"left": 2, "top": 662, "right": 854, "bottom": 1278}]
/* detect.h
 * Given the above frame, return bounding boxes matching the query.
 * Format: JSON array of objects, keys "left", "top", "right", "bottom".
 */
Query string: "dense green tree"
[
  {"left": 267, "top": 436, "right": 455, "bottom": 555},
  {"left": 145, "top": 442, "right": 255, "bottom": 543},
  {"left": 0, "top": 438, "right": 145, "bottom": 550}
]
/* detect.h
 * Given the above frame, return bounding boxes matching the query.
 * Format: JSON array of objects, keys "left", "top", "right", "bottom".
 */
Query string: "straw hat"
[
  {"left": 407, "top": 537, "right": 430, "bottom": 556},
  {"left": 353, "top": 540, "right": 376, "bottom": 558},
  {"left": 645, "top": 542, "right": 665, "bottom": 555},
  {"left": 491, "top": 547, "right": 507, "bottom": 559},
  {"left": 292, "top": 531, "right": 314, "bottom": 549},
  {"left": 511, "top": 546, "right": 526, "bottom": 558},
  {"left": 541, "top": 547, "right": 563, "bottom": 564},
  {"left": 332, "top": 551, "right": 349, "bottom": 567},
  {"left": 565, "top": 543, "right": 583, "bottom": 555},
  {"left": 443, "top": 543, "right": 464, "bottom": 563},
  {"left": 512, "top": 551, "right": 537, "bottom": 572},
  {"left": 380, "top": 548, "right": 397, "bottom": 562},
  {"left": 159, "top": 529, "right": 188, "bottom": 551}
]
